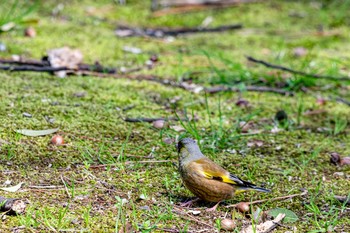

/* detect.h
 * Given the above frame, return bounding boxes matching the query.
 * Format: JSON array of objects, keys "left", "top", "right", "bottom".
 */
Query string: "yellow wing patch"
[{"left": 202, "top": 171, "right": 237, "bottom": 185}]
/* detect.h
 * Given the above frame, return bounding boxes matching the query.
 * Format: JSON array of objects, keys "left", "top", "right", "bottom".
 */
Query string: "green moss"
[{"left": 0, "top": 0, "right": 349, "bottom": 232}]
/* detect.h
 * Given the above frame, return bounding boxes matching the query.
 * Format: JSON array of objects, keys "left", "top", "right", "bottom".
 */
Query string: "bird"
[{"left": 177, "top": 138, "right": 270, "bottom": 211}]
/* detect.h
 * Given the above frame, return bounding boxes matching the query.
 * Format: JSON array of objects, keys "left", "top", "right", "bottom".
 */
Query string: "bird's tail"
[
  {"left": 248, "top": 186, "right": 271, "bottom": 193},
  {"left": 235, "top": 185, "right": 270, "bottom": 194},
  {"left": 229, "top": 174, "right": 271, "bottom": 193}
]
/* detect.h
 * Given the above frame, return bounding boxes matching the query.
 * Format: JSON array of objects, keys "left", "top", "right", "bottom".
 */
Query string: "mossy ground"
[{"left": 0, "top": 0, "right": 350, "bottom": 232}]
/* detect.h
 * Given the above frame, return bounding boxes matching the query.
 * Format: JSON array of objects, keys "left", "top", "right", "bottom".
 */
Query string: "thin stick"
[
  {"left": 334, "top": 97, "right": 350, "bottom": 106},
  {"left": 205, "top": 85, "right": 293, "bottom": 96},
  {"left": 27, "top": 185, "right": 63, "bottom": 189},
  {"left": 226, "top": 190, "right": 308, "bottom": 208},
  {"left": 116, "top": 24, "right": 242, "bottom": 38},
  {"left": 89, "top": 160, "right": 172, "bottom": 168},
  {"left": 0, "top": 65, "right": 70, "bottom": 72},
  {"left": 247, "top": 56, "right": 350, "bottom": 81},
  {"left": 151, "top": 0, "right": 260, "bottom": 16},
  {"left": 124, "top": 117, "right": 189, "bottom": 123},
  {"left": 60, "top": 175, "right": 71, "bottom": 199},
  {"left": 334, "top": 195, "right": 350, "bottom": 205},
  {"left": 173, "top": 206, "right": 214, "bottom": 229}
]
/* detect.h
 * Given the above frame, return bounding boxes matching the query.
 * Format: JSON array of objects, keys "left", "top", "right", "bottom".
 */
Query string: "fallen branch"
[
  {"left": 0, "top": 64, "right": 117, "bottom": 74},
  {"left": 0, "top": 58, "right": 49, "bottom": 66},
  {"left": 247, "top": 56, "right": 350, "bottom": 81},
  {"left": 115, "top": 24, "right": 242, "bottom": 38},
  {"left": 226, "top": 189, "right": 308, "bottom": 208},
  {"left": 334, "top": 195, "right": 350, "bottom": 205},
  {"left": 0, "top": 65, "right": 69, "bottom": 72},
  {"left": 0, "top": 61, "right": 295, "bottom": 96},
  {"left": 0, "top": 196, "right": 26, "bottom": 215}
]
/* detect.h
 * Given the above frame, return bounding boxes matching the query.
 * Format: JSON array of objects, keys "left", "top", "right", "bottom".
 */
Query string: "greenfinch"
[{"left": 177, "top": 138, "right": 270, "bottom": 211}]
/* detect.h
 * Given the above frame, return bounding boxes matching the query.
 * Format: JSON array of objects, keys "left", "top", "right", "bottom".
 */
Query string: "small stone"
[
  {"left": 51, "top": 135, "right": 64, "bottom": 146},
  {"left": 293, "top": 47, "right": 308, "bottom": 57},
  {"left": 275, "top": 110, "right": 288, "bottom": 122},
  {"left": 236, "top": 202, "right": 250, "bottom": 213},
  {"left": 330, "top": 152, "right": 341, "bottom": 165},
  {"left": 153, "top": 120, "right": 165, "bottom": 129},
  {"left": 236, "top": 99, "right": 249, "bottom": 107},
  {"left": 73, "top": 92, "right": 86, "bottom": 98},
  {"left": 24, "top": 27, "right": 36, "bottom": 37},
  {"left": 22, "top": 112, "right": 32, "bottom": 118},
  {"left": 316, "top": 98, "right": 327, "bottom": 106},
  {"left": 139, "top": 205, "right": 151, "bottom": 211},
  {"left": 333, "top": 172, "right": 344, "bottom": 177},
  {"left": 221, "top": 218, "right": 236, "bottom": 231},
  {"left": 0, "top": 42, "right": 6, "bottom": 52},
  {"left": 170, "top": 125, "right": 185, "bottom": 132},
  {"left": 188, "top": 210, "right": 201, "bottom": 215},
  {"left": 139, "top": 194, "right": 146, "bottom": 200},
  {"left": 163, "top": 137, "right": 175, "bottom": 145}
]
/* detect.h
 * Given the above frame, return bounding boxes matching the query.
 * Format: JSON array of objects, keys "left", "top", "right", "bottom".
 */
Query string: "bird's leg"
[
  {"left": 205, "top": 201, "right": 221, "bottom": 212},
  {"left": 179, "top": 197, "right": 200, "bottom": 208}
]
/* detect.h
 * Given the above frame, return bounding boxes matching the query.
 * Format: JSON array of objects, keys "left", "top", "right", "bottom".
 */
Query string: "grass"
[{"left": 0, "top": 0, "right": 349, "bottom": 232}]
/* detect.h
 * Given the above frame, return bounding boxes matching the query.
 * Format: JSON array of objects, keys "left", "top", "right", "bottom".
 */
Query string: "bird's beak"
[{"left": 176, "top": 142, "right": 183, "bottom": 153}]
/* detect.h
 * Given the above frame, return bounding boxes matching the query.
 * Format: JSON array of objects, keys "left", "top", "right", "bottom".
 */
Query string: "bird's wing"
[
  {"left": 193, "top": 158, "right": 238, "bottom": 185},
  {"left": 193, "top": 158, "right": 270, "bottom": 193}
]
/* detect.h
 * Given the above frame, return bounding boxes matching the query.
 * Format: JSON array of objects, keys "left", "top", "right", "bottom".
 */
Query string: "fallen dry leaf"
[
  {"left": 47, "top": 47, "right": 83, "bottom": 77},
  {"left": 340, "top": 157, "right": 350, "bottom": 166},
  {"left": 170, "top": 125, "right": 185, "bottom": 132},
  {"left": 241, "top": 213, "right": 285, "bottom": 233},
  {"left": 0, "top": 182, "right": 24, "bottom": 192},
  {"left": 16, "top": 128, "right": 59, "bottom": 137}
]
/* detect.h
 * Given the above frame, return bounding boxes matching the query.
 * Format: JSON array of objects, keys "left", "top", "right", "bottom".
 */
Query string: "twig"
[
  {"left": 27, "top": 185, "right": 64, "bottom": 189},
  {"left": 115, "top": 24, "right": 242, "bottom": 38},
  {"left": 151, "top": 0, "right": 260, "bottom": 16},
  {"left": 156, "top": 228, "right": 180, "bottom": 233},
  {"left": 0, "top": 62, "right": 295, "bottom": 96},
  {"left": 205, "top": 85, "right": 294, "bottom": 96},
  {"left": 89, "top": 160, "right": 172, "bottom": 168},
  {"left": 0, "top": 196, "right": 26, "bottom": 215},
  {"left": 60, "top": 175, "right": 71, "bottom": 199},
  {"left": 334, "top": 97, "right": 350, "bottom": 106},
  {"left": 247, "top": 56, "right": 350, "bottom": 81},
  {"left": 0, "top": 65, "right": 70, "bottom": 72},
  {"left": 124, "top": 117, "right": 187, "bottom": 123},
  {"left": 173, "top": 206, "right": 214, "bottom": 229},
  {"left": 0, "top": 58, "right": 49, "bottom": 66},
  {"left": 334, "top": 195, "right": 350, "bottom": 205},
  {"left": 226, "top": 189, "right": 308, "bottom": 208},
  {"left": 0, "top": 58, "right": 117, "bottom": 73}
]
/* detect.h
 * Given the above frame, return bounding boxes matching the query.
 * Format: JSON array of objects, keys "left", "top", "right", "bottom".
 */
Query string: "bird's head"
[
  {"left": 177, "top": 138, "right": 196, "bottom": 153},
  {"left": 177, "top": 138, "right": 204, "bottom": 163}
]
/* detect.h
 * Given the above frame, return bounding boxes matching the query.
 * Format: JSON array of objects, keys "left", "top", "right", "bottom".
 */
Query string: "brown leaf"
[{"left": 340, "top": 157, "right": 350, "bottom": 166}]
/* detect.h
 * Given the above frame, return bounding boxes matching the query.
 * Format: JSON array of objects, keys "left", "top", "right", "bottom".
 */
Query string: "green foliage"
[
  {"left": 268, "top": 208, "right": 299, "bottom": 223},
  {"left": 0, "top": 0, "right": 38, "bottom": 32}
]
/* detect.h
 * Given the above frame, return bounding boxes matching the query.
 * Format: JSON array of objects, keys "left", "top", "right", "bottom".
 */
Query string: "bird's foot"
[
  {"left": 179, "top": 197, "right": 200, "bottom": 208},
  {"left": 205, "top": 201, "right": 221, "bottom": 212}
]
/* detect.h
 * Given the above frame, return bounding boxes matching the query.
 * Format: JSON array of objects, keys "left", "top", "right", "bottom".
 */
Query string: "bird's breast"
[{"left": 180, "top": 163, "right": 235, "bottom": 202}]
